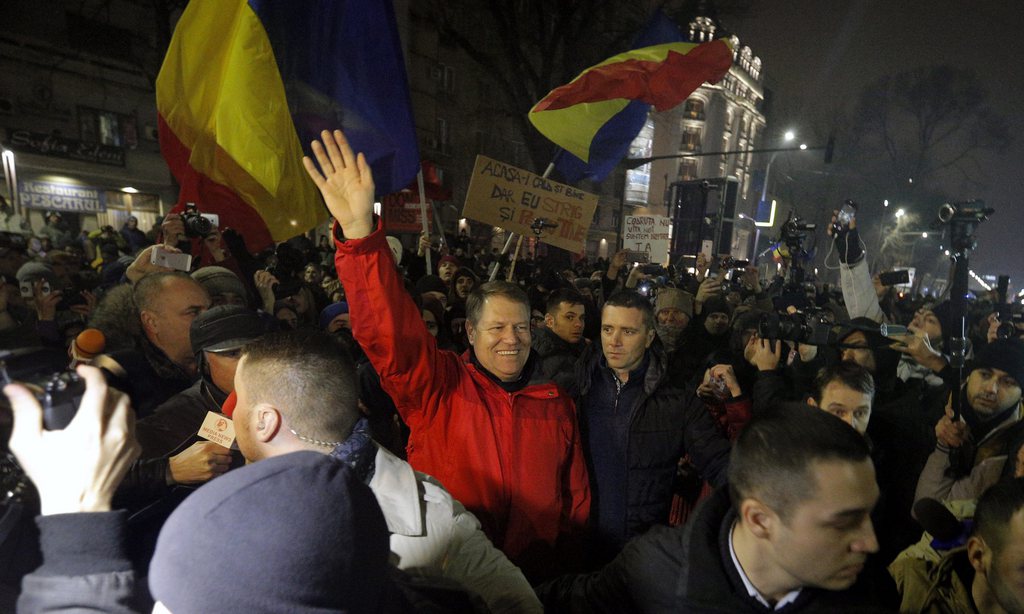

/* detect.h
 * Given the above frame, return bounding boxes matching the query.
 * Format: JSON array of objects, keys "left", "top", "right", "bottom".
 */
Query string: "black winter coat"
[
  {"left": 537, "top": 486, "right": 895, "bottom": 613},
  {"left": 575, "top": 342, "right": 731, "bottom": 543},
  {"left": 532, "top": 326, "right": 587, "bottom": 395}
]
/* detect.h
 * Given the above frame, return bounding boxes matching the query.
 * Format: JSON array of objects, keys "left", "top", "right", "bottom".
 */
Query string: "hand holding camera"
[{"left": 4, "top": 365, "right": 140, "bottom": 516}]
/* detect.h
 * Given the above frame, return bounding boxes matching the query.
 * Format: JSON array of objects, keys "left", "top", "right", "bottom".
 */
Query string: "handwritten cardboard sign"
[
  {"left": 623, "top": 215, "right": 671, "bottom": 264},
  {"left": 463, "top": 155, "right": 598, "bottom": 253}
]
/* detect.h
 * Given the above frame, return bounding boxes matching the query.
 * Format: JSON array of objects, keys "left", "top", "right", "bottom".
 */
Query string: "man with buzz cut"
[
  {"left": 226, "top": 329, "right": 541, "bottom": 613},
  {"left": 303, "top": 129, "right": 589, "bottom": 580},
  {"left": 538, "top": 403, "right": 897, "bottom": 613}
]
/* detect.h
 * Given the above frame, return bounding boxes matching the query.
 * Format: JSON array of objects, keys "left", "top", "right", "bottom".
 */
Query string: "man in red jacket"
[{"left": 303, "top": 129, "right": 590, "bottom": 578}]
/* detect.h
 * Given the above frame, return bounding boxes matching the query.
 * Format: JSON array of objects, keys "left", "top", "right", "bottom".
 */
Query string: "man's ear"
[
  {"left": 464, "top": 320, "right": 476, "bottom": 344},
  {"left": 544, "top": 313, "right": 555, "bottom": 329},
  {"left": 807, "top": 397, "right": 818, "bottom": 407},
  {"left": 255, "top": 405, "right": 282, "bottom": 443},
  {"left": 139, "top": 309, "right": 158, "bottom": 336},
  {"left": 967, "top": 535, "right": 988, "bottom": 574},
  {"left": 740, "top": 497, "right": 777, "bottom": 540},
  {"left": 645, "top": 327, "right": 656, "bottom": 348}
]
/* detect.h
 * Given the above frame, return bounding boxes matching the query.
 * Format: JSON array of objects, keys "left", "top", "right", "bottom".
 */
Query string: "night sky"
[{"left": 729, "top": 0, "right": 1024, "bottom": 288}]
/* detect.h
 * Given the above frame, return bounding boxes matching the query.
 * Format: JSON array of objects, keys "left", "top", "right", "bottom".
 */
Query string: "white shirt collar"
[{"left": 728, "top": 521, "right": 802, "bottom": 611}]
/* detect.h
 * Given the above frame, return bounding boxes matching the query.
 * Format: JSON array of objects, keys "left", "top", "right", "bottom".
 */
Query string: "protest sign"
[
  {"left": 623, "top": 215, "right": 671, "bottom": 264},
  {"left": 463, "top": 155, "right": 598, "bottom": 253},
  {"left": 382, "top": 192, "right": 433, "bottom": 234}
]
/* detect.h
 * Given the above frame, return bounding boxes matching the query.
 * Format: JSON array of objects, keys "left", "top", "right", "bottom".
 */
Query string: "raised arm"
[{"left": 303, "top": 130, "right": 457, "bottom": 424}]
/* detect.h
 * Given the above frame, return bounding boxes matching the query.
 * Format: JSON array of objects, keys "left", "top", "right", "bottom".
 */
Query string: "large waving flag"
[
  {"left": 156, "top": 0, "right": 419, "bottom": 252},
  {"left": 529, "top": 13, "right": 733, "bottom": 183}
]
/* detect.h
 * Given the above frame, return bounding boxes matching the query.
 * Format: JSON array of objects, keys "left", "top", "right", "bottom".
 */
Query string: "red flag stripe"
[{"left": 534, "top": 40, "right": 732, "bottom": 113}]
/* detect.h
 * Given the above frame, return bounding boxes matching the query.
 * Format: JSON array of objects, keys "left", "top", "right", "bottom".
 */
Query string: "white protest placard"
[{"left": 623, "top": 215, "right": 671, "bottom": 265}]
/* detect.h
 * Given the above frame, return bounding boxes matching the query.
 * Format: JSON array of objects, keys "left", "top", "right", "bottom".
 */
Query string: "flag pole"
[{"left": 416, "top": 169, "right": 431, "bottom": 275}]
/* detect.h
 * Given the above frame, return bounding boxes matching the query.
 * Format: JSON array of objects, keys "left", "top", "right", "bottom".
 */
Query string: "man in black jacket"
[
  {"left": 575, "top": 290, "right": 731, "bottom": 562},
  {"left": 532, "top": 287, "right": 588, "bottom": 393},
  {"left": 539, "top": 403, "right": 894, "bottom": 613}
]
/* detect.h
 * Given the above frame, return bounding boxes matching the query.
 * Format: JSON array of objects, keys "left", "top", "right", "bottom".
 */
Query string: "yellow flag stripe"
[{"left": 155, "top": 0, "right": 324, "bottom": 240}]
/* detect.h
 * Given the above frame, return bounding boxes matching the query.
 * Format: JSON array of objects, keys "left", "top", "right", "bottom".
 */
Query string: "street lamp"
[
  {"left": 895, "top": 208, "right": 906, "bottom": 218},
  {"left": 756, "top": 130, "right": 800, "bottom": 261}
]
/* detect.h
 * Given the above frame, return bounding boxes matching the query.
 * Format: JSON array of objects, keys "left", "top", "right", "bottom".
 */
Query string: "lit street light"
[
  {"left": 784, "top": 130, "right": 795, "bottom": 141},
  {"left": 895, "top": 208, "right": 906, "bottom": 218}
]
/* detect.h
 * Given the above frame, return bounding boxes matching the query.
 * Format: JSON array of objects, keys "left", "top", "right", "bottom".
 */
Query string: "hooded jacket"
[
  {"left": 334, "top": 222, "right": 590, "bottom": 578},
  {"left": 330, "top": 424, "right": 542, "bottom": 614},
  {"left": 532, "top": 325, "right": 588, "bottom": 395}
]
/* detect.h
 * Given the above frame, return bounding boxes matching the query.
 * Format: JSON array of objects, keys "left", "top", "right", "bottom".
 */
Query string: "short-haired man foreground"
[
  {"left": 231, "top": 330, "right": 540, "bottom": 613},
  {"left": 538, "top": 404, "right": 893, "bottom": 613},
  {"left": 897, "top": 477, "right": 1024, "bottom": 613},
  {"left": 304, "top": 129, "right": 589, "bottom": 578}
]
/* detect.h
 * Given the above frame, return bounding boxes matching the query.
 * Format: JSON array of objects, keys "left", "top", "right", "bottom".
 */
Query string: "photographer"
[{"left": 828, "top": 208, "right": 885, "bottom": 324}]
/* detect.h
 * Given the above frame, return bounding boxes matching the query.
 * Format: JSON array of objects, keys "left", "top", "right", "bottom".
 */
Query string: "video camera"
[
  {"left": 529, "top": 217, "right": 558, "bottom": 235},
  {"left": 758, "top": 309, "right": 836, "bottom": 346},
  {"left": 780, "top": 215, "right": 816, "bottom": 252},
  {"left": 997, "top": 313, "right": 1024, "bottom": 340},
  {"left": 938, "top": 200, "right": 994, "bottom": 224}
]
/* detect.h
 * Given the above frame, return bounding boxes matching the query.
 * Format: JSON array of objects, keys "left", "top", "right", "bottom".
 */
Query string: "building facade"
[
  {"left": 0, "top": 1, "right": 176, "bottom": 240},
  {"left": 616, "top": 16, "right": 768, "bottom": 262}
]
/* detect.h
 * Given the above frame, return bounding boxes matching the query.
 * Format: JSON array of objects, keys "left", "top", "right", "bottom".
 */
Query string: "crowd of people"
[{"left": 1, "top": 128, "right": 1023, "bottom": 613}]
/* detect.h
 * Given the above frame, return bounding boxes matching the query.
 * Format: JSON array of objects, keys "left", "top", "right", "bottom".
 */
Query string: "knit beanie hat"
[
  {"left": 149, "top": 451, "right": 390, "bottom": 614},
  {"left": 655, "top": 288, "right": 694, "bottom": 317},
  {"left": 438, "top": 254, "right": 460, "bottom": 268},
  {"left": 415, "top": 274, "right": 448, "bottom": 296},
  {"left": 318, "top": 301, "right": 350, "bottom": 330},
  {"left": 973, "top": 338, "right": 1024, "bottom": 389},
  {"left": 702, "top": 295, "right": 732, "bottom": 318},
  {"left": 192, "top": 266, "right": 247, "bottom": 302}
]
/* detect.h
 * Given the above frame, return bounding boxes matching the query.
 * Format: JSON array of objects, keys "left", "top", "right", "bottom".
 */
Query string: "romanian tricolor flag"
[
  {"left": 529, "top": 14, "right": 733, "bottom": 183},
  {"left": 156, "top": 0, "right": 419, "bottom": 252}
]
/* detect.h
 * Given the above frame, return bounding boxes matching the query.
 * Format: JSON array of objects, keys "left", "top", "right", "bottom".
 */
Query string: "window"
[
  {"left": 435, "top": 117, "right": 450, "bottom": 154},
  {"left": 683, "top": 98, "right": 705, "bottom": 120},
  {"left": 625, "top": 119, "right": 654, "bottom": 205},
  {"left": 78, "top": 107, "right": 137, "bottom": 148},
  {"left": 677, "top": 157, "right": 699, "bottom": 181},
  {"left": 680, "top": 126, "right": 701, "bottom": 152}
]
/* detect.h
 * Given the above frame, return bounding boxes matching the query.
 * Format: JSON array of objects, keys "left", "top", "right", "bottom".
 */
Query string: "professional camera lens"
[{"left": 184, "top": 213, "right": 213, "bottom": 238}]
